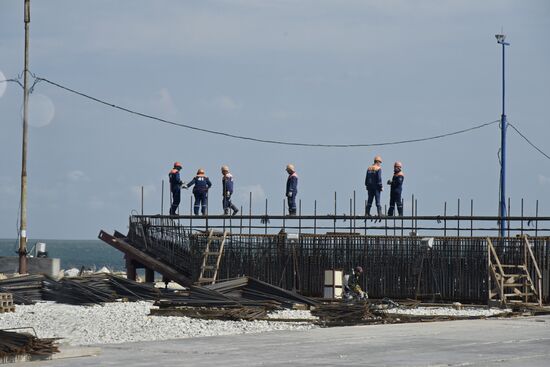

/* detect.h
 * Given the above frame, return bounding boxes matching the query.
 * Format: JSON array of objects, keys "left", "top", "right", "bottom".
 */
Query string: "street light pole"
[
  {"left": 496, "top": 33, "right": 509, "bottom": 238},
  {"left": 18, "top": 0, "right": 31, "bottom": 274}
]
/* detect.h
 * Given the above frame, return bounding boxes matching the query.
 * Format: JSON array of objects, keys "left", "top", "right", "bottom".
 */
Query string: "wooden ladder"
[
  {"left": 196, "top": 230, "right": 228, "bottom": 285},
  {"left": 487, "top": 236, "right": 542, "bottom": 306}
]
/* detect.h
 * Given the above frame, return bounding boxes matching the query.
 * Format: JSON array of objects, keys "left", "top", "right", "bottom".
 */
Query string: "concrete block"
[{"left": 0, "top": 256, "right": 61, "bottom": 278}]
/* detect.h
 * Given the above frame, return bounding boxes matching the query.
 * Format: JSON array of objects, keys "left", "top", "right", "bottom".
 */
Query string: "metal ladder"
[{"left": 196, "top": 230, "right": 227, "bottom": 285}]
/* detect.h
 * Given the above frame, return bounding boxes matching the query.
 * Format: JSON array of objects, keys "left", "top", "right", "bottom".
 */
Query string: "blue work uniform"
[
  {"left": 222, "top": 173, "right": 238, "bottom": 215},
  {"left": 168, "top": 168, "right": 183, "bottom": 215},
  {"left": 365, "top": 165, "right": 382, "bottom": 216},
  {"left": 187, "top": 174, "right": 212, "bottom": 215},
  {"left": 388, "top": 171, "right": 404, "bottom": 216},
  {"left": 286, "top": 172, "right": 298, "bottom": 215}
]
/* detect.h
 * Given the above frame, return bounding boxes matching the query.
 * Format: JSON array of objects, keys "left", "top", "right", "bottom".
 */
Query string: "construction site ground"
[{"left": 16, "top": 314, "right": 550, "bottom": 367}]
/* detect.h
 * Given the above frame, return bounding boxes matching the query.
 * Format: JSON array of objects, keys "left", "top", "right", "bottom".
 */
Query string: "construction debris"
[{"left": 0, "top": 330, "right": 59, "bottom": 361}]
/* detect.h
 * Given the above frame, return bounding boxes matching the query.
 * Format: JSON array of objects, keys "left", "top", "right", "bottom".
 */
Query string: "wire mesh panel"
[{"left": 125, "top": 215, "right": 550, "bottom": 303}]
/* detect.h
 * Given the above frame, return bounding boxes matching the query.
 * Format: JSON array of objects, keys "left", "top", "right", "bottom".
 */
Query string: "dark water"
[{"left": 0, "top": 239, "right": 125, "bottom": 271}]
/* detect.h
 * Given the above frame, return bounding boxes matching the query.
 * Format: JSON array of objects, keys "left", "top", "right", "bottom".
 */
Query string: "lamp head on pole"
[{"left": 495, "top": 34, "right": 509, "bottom": 45}]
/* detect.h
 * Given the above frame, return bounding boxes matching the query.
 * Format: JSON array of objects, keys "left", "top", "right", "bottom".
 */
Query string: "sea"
[{"left": 0, "top": 238, "right": 125, "bottom": 271}]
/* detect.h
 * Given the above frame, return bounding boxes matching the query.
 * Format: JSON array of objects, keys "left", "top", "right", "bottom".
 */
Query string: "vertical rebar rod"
[
  {"left": 299, "top": 200, "right": 302, "bottom": 236},
  {"left": 470, "top": 199, "right": 474, "bottom": 238},
  {"left": 507, "top": 197, "right": 511, "bottom": 238},
  {"left": 249, "top": 192, "right": 252, "bottom": 237},
  {"left": 521, "top": 198, "right": 524, "bottom": 236},
  {"left": 333, "top": 192, "right": 337, "bottom": 234},
  {"left": 282, "top": 199, "right": 286, "bottom": 231},
  {"left": 141, "top": 186, "right": 144, "bottom": 215},
  {"left": 265, "top": 198, "right": 268, "bottom": 235},
  {"left": 353, "top": 190, "right": 356, "bottom": 233},
  {"left": 535, "top": 200, "right": 539, "bottom": 237},
  {"left": 457, "top": 198, "right": 460, "bottom": 238},
  {"left": 415, "top": 199, "right": 418, "bottom": 234},
  {"left": 313, "top": 200, "right": 317, "bottom": 235},
  {"left": 444, "top": 201, "right": 447, "bottom": 237},
  {"left": 161, "top": 180, "right": 164, "bottom": 216},
  {"left": 349, "top": 198, "right": 353, "bottom": 234},
  {"left": 364, "top": 200, "right": 367, "bottom": 235},
  {"left": 411, "top": 194, "right": 414, "bottom": 235},
  {"left": 189, "top": 196, "right": 193, "bottom": 233}
]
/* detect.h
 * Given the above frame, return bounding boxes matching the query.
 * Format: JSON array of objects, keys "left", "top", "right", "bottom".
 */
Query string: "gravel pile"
[
  {"left": 0, "top": 301, "right": 316, "bottom": 346},
  {"left": 385, "top": 306, "right": 510, "bottom": 317}
]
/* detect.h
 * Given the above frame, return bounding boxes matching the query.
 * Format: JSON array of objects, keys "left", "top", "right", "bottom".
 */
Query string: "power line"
[
  {"left": 0, "top": 78, "right": 23, "bottom": 88},
  {"left": 508, "top": 123, "right": 550, "bottom": 161},
  {"left": 35, "top": 75, "right": 499, "bottom": 148}
]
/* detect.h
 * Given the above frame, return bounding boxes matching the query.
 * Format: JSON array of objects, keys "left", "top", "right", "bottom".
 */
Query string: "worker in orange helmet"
[
  {"left": 365, "top": 155, "right": 383, "bottom": 217},
  {"left": 186, "top": 168, "right": 212, "bottom": 215},
  {"left": 168, "top": 162, "right": 184, "bottom": 216},
  {"left": 387, "top": 161, "right": 405, "bottom": 216}
]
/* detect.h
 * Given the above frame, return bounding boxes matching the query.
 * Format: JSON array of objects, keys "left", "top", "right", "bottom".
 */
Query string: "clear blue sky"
[{"left": 1, "top": 0, "right": 549, "bottom": 239}]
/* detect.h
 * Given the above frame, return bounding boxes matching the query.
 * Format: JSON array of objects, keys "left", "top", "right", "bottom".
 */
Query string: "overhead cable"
[
  {"left": 508, "top": 123, "right": 550, "bottom": 161},
  {"left": 35, "top": 76, "right": 498, "bottom": 148}
]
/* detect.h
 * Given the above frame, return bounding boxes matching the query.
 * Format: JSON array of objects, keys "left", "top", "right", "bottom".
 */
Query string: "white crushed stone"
[
  {"left": 0, "top": 301, "right": 316, "bottom": 346},
  {"left": 267, "top": 310, "right": 318, "bottom": 320},
  {"left": 385, "top": 306, "right": 510, "bottom": 317}
]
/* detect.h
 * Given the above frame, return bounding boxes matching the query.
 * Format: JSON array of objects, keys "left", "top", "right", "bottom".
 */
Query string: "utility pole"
[
  {"left": 18, "top": 0, "right": 31, "bottom": 274},
  {"left": 496, "top": 33, "right": 509, "bottom": 238}
]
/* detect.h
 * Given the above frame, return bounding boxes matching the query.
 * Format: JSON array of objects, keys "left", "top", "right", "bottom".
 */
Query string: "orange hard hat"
[
  {"left": 197, "top": 168, "right": 205, "bottom": 175},
  {"left": 374, "top": 156, "right": 382, "bottom": 163},
  {"left": 394, "top": 161, "right": 402, "bottom": 168},
  {"left": 173, "top": 162, "right": 183, "bottom": 169}
]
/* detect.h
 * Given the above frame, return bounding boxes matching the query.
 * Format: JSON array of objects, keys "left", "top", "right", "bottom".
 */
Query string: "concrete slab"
[
  {"left": 13, "top": 316, "right": 550, "bottom": 367},
  {"left": 0, "top": 257, "right": 60, "bottom": 278}
]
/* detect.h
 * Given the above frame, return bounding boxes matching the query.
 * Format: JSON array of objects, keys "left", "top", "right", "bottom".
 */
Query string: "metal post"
[
  {"left": 141, "top": 186, "right": 144, "bottom": 215},
  {"left": 161, "top": 179, "right": 164, "bottom": 215},
  {"left": 18, "top": 0, "right": 31, "bottom": 274},
  {"left": 496, "top": 33, "right": 510, "bottom": 238}
]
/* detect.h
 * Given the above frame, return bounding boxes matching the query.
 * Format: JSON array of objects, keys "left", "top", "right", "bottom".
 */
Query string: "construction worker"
[
  {"left": 387, "top": 161, "right": 405, "bottom": 216},
  {"left": 286, "top": 164, "right": 298, "bottom": 216},
  {"left": 168, "top": 162, "right": 184, "bottom": 216},
  {"left": 365, "top": 155, "right": 383, "bottom": 217},
  {"left": 344, "top": 266, "right": 368, "bottom": 301},
  {"left": 221, "top": 165, "right": 239, "bottom": 216},
  {"left": 186, "top": 168, "right": 212, "bottom": 215}
]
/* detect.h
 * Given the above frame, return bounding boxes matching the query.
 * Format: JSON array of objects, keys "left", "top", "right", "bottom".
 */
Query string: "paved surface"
[{"left": 16, "top": 316, "right": 550, "bottom": 366}]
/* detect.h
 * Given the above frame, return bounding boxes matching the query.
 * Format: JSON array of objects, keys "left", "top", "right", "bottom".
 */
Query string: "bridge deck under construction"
[{"left": 99, "top": 213, "right": 550, "bottom": 304}]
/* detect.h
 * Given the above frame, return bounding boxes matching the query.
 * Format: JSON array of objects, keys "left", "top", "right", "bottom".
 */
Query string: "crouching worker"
[{"left": 344, "top": 266, "right": 368, "bottom": 301}]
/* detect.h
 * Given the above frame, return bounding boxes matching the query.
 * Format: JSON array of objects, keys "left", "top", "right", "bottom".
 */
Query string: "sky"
[{"left": 0, "top": 0, "right": 549, "bottom": 240}]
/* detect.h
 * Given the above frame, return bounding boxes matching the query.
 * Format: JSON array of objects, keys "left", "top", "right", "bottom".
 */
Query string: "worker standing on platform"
[
  {"left": 221, "top": 165, "right": 239, "bottom": 216},
  {"left": 387, "top": 161, "right": 405, "bottom": 216},
  {"left": 168, "top": 162, "right": 184, "bottom": 216},
  {"left": 286, "top": 164, "right": 298, "bottom": 216},
  {"left": 365, "top": 155, "right": 383, "bottom": 217},
  {"left": 187, "top": 168, "right": 212, "bottom": 215}
]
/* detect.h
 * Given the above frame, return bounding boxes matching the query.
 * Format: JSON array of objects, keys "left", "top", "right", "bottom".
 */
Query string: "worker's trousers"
[
  {"left": 287, "top": 194, "right": 297, "bottom": 215},
  {"left": 193, "top": 192, "right": 208, "bottom": 215},
  {"left": 388, "top": 192, "right": 403, "bottom": 216},
  {"left": 366, "top": 189, "right": 381, "bottom": 216},
  {"left": 170, "top": 189, "right": 181, "bottom": 216},
  {"left": 222, "top": 195, "right": 238, "bottom": 214}
]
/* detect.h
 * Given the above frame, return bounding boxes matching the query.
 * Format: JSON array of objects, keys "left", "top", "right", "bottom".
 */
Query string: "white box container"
[{"left": 323, "top": 269, "right": 343, "bottom": 299}]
